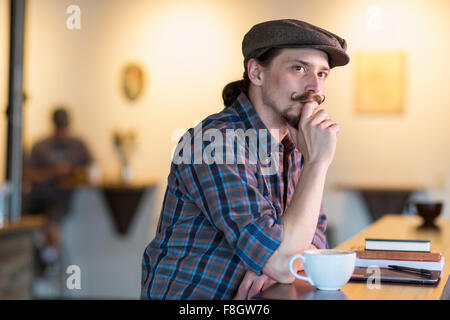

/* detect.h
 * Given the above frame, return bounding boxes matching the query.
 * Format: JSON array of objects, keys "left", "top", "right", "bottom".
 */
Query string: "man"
[
  {"left": 24, "top": 107, "right": 92, "bottom": 270},
  {"left": 141, "top": 19, "right": 349, "bottom": 299}
]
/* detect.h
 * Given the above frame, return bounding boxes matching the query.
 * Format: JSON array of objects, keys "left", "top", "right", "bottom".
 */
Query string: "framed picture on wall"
[
  {"left": 354, "top": 51, "right": 406, "bottom": 114},
  {"left": 122, "top": 63, "right": 146, "bottom": 102}
]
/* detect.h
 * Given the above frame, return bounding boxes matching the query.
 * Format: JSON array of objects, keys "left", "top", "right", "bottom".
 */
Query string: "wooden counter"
[
  {"left": 0, "top": 215, "right": 46, "bottom": 299},
  {"left": 336, "top": 214, "right": 449, "bottom": 299},
  {"left": 0, "top": 215, "right": 46, "bottom": 235},
  {"left": 336, "top": 183, "right": 424, "bottom": 221},
  {"left": 256, "top": 214, "right": 449, "bottom": 300},
  {"left": 98, "top": 180, "right": 158, "bottom": 235}
]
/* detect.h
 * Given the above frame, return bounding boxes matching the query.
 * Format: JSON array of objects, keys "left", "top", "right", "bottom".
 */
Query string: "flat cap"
[{"left": 242, "top": 19, "right": 349, "bottom": 69}]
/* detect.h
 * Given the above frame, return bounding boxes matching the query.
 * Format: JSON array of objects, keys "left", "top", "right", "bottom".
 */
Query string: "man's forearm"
[
  {"left": 262, "top": 162, "right": 328, "bottom": 283},
  {"left": 24, "top": 167, "right": 59, "bottom": 183}
]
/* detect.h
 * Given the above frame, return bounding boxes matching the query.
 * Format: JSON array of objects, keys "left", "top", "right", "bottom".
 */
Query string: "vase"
[{"left": 120, "top": 164, "right": 133, "bottom": 184}]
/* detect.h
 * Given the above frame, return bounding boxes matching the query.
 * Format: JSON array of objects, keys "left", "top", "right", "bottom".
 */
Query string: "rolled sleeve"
[{"left": 235, "top": 216, "right": 283, "bottom": 274}]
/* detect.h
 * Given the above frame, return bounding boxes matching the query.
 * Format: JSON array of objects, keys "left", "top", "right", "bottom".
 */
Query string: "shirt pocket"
[{"left": 254, "top": 167, "right": 282, "bottom": 220}]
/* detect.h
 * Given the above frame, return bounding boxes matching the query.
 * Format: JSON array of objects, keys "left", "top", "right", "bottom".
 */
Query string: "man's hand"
[
  {"left": 287, "top": 102, "right": 339, "bottom": 168},
  {"left": 233, "top": 270, "right": 276, "bottom": 300},
  {"left": 55, "top": 162, "right": 73, "bottom": 176},
  {"left": 234, "top": 245, "right": 318, "bottom": 300},
  {"left": 24, "top": 162, "right": 73, "bottom": 184}
]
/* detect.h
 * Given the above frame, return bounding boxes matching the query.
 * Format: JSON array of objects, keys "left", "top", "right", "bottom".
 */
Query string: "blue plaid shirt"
[{"left": 141, "top": 93, "right": 328, "bottom": 299}]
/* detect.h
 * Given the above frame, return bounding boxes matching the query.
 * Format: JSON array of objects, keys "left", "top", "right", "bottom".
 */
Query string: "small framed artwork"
[
  {"left": 354, "top": 51, "right": 406, "bottom": 114},
  {"left": 122, "top": 63, "right": 146, "bottom": 102}
]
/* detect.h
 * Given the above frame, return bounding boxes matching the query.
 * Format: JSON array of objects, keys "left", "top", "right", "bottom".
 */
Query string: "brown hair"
[{"left": 222, "top": 48, "right": 283, "bottom": 107}]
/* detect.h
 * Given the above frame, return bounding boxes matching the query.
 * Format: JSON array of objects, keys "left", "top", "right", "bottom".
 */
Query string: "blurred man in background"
[{"left": 23, "top": 107, "right": 92, "bottom": 274}]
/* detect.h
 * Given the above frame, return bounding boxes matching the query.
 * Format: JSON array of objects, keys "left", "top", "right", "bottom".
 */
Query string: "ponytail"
[{"left": 222, "top": 72, "right": 250, "bottom": 107}]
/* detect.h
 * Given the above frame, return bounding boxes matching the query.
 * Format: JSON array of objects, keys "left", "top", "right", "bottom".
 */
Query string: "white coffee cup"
[{"left": 288, "top": 249, "right": 356, "bottom": 291}]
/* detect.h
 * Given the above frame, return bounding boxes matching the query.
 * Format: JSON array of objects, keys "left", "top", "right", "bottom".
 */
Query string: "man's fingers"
[
  {"left": 233, "top": 272, "right": 254, "bottom": 300},
  {"left": 328, "top": 123, "right": 340, "bottom": 133},
  {"left": 234, "top": 271, "right": 277, "bottom": 300},
  {"left": 234, "top": 281, "right": 251, "bottom": 300},
  {"left": 318, "top": 120, "right": 335, "bottom": 129},
  {"left": 310, "top": 109, "right": 330, "bottom": 126},
  {"left": 248, "top": 276, "right": 277, "bottom": 299},
  {"left": 247, "top": 277, "right": 266, "bottom": 299},
  {"left": 261, "top": 278, "right": 276, "bottom": 291},
  {"left": 300, "top": 102, "right": 317, "bottom": 125}
]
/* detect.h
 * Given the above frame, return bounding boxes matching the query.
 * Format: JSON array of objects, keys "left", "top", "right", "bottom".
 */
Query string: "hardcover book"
[{"left": 365, "top": 238, "right": 430, "bottom": 252}]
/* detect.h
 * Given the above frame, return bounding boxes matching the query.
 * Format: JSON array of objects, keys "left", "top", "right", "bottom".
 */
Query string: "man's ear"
[{"left": 247, "top": 58, "right": 264, "bottom": 86}]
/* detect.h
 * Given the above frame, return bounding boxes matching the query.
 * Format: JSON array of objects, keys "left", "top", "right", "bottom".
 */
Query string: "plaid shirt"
[{"left": 141, "top": 93, "right": 328, "bottom": 299}]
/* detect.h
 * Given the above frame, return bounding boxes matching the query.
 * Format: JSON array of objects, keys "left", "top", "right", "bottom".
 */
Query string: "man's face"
[{"left": 260, "top": 48, "right": 330, "bottom": 129}]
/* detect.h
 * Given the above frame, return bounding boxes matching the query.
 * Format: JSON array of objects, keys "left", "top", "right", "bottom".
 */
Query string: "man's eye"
[
  {"left": 318, "top": 72, "right": 328, "bottom": 78},
  {"left": 294, "top": 65, "right": 305, "bottom": 72}
]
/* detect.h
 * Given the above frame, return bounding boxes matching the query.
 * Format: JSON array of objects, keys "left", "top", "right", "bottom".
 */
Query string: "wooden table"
[
  {"left": 337, "top": 183, "right": 424, "bottom": 221},
  {"left": 0, "top": 215, "right": 46, "bottom": 236},
  {"left": 256, "top": 214, "right": 449, "bottom": 300},
  {"left": 99, "top": 180, "right": 158, "bottom": 235},
  {"left": 0, "top": 215, "right": 46, "bottom": 299}
]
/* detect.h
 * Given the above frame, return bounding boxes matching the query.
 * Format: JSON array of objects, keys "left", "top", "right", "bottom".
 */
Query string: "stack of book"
[{"left": 353, "top": 238, "right": 445, "bottom": 272}]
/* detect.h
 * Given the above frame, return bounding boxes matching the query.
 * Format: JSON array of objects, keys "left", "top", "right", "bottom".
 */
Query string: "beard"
[
  {"left": 264, "top": 91, "right": 324, "bottom": 130},
  {"left": 281, "top": 112, "right": 302, "bottom": 130}
]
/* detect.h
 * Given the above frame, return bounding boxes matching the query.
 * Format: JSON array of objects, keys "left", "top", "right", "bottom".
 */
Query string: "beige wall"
[{"left": 19, "top": 0, "right": 450, "bottom": 242}]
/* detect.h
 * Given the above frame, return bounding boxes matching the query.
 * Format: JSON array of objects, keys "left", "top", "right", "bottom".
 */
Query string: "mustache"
[
  {"left": 291, "top": 92, "right": 325, "bottom": 105},
  {"left": 283, "top": 92, "right": 326, "bottom": 130}
]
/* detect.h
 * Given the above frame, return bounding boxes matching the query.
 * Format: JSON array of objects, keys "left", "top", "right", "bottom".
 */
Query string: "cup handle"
[{"left": 288, "top": 254, "right": 314, "bottom": 286}]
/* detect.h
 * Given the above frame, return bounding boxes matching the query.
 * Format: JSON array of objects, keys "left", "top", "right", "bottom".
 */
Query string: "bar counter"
[
  {"left": 0, "top": 215, "right": 46, "bottom": 299},
  {"left": 255, "top": 214, "right": 450, "bottom": 300}
]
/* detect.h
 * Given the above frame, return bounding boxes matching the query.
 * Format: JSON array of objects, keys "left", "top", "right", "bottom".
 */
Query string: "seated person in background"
[{"left": 23, "top": 107, "right": 92, "bottom": 270}]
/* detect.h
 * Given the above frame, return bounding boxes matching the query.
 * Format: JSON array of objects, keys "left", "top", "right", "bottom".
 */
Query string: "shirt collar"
[{"left": 233, "top": 92, "right": 268, "bottom": 132}]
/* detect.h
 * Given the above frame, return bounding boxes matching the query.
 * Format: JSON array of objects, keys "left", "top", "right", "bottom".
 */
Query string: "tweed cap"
[{"left": 242, "top": 19, "right": 349, "bottom": 69}]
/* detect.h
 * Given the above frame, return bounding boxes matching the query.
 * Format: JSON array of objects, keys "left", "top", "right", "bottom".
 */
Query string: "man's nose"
[{"left": 303, "top": 73, "right": 322, "bottom": 94}]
